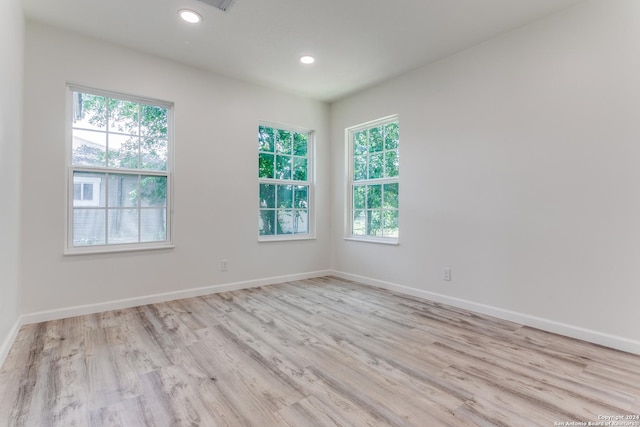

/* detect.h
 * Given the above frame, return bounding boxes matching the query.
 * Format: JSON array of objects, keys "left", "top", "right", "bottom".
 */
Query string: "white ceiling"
[{"left": 22, "top": 0, "right": 586, "bottom": 102}]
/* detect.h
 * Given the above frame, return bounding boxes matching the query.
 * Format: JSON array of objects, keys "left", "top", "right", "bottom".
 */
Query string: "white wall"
[
  {"left": 21, "top": 22, "right": 330, "bottom": 315},
  {"left": 330, "top": 0, "right": 640, "bottom": 352},
  {"left": 0, "top": 0, "right": 24, "bottom": 360}
]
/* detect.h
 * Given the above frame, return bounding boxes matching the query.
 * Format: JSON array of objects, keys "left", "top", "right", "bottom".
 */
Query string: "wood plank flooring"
[{"left": 1, "top": 276, "right": 639, "bottom": 426}]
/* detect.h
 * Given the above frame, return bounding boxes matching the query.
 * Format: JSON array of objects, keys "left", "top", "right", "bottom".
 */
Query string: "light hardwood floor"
[{"left": 1, "top": 276, "right": 639, "bottom": 426}]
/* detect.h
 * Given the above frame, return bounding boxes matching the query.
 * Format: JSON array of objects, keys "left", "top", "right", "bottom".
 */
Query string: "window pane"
[
  {"left": 73, "top": 209, "right": 106, "bottom": 246},
  {"left": 259, "top": 210, "right": 276, "bottom": 235},
  {"left": 141, "top": 138, "right": 167, "bottom": 171},
  {"left": 83, "top": 183, "right": 93, "bottom": 200},
  {"left": 367, "top": 184, "right": 382, "bottom": 209},
  {"left": 369, "top": 127, "right": 384, "bottom": 152},
  {"left": 367, "top": 210, "right": 382, "bottom": 236},
  {"left": 108, "top": 209, "right": 138, "bottom": 243},
  {"left": 108, "top": 134, "right": 139, "bottom": 169},
  {"left": 258, "top": 153, "right": 274, "bottom": 178},
  {"left": 260, "top": 184, "right": 275, "bottom": 208},
  {"left": 354, "top": 156, "right": 367, "bottom": 181},
  {"left": 277, "top": 185, "right": 293, "bottom": 208},
  {"left": 293, "top": 209, "right": 308, "bottom": 234},
  {"left": 276, "top": 209, "right": 294, "bottom": 234},
  {"left": 108, "top": 99, "right": 139, "bottom": 135},
  {"left": 140, "top": 104, "right": 167, "bottom": 138},
  {"left": 354, "top": 130, "right": 368, "bottom": 155},
  {"left": 293, "top": 157, "right": 307, "bottom": 181},
  {"left": 293, "top": 133, "right": 308, "bottom": 156},
  {"left": 141, "top": 208, "right": 166, "bottom": 242},
  {"left": 353, "top": 210, "right": 366, "bottom": 235},
  {"left": 368, "top": 153, "right": 383, "bottom": 179},
  {"left": 72, "top": 129, "right": 106, "bottom": 167},
  {"left": 384, "top": 122, "right": 399, "bottom": 150},
  {"left": 275, "top": 155, "right": 292, "bottom": 180},
  {"left": 73, "top": 92, "right": 106, "bottom": 131},
  {"left": 259, "top": 126, "right": 275, "bottom": 152},
  {"left": 140, "top": 176, "right": 167, "bottom": 207},
  {"left": 73, "top": 172, "right": 106, "bottom": 207},
  {"left": 294, "top": 185, "right": 308, "bottom": 209},
  {"left": 383, "top": 183, "right": 399, "bottom": 209},
  {"left": 353, "top": 185, "right": 366, "bottom": 210},
  {"left": 383, "top": 210, "right": 399, "bottom": 238},
  {"left": 108, "top": 174, "right": 139, "bottom": 208},
  {"left": 384, "top": 150, "right": 399, "bottom": 178},
  {"left": 276, "top": 130, "right": 292, "bottom": 154}
]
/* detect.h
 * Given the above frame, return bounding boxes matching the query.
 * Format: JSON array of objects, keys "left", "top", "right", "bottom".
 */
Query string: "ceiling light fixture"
[
  {"left": 300, "top": 56, "right": 315, "bottom": 65},
  {"left": 179, "top": 9, "right": 202, "bottom": 24}
]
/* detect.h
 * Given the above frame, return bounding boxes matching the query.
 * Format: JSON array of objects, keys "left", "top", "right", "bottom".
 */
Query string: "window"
[
  {"left": 347, "top": 116, "right": 399, "bottom": 243},
  {"left": 73, "top": 176, "right": 101, "bottom": 207},
  {"left": 67, "top": 86, "right": 173, "bottom": 254},
  {"left": 258, "top": 124, "right": 313, "bottom": 240}
]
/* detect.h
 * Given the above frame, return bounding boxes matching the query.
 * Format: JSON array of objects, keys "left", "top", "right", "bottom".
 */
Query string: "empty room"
[{"left": 1, "top": 0, "right": 639, "bottom": 425}]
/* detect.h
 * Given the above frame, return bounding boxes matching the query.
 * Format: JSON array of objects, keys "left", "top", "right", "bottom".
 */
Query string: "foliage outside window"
[
  {"left": 348, "top": 116, "right": 399, "bottom": 242},
  {"left": 67, "top": 86, "right": 173, "bottom": 253},
  {"left": 258, "top": 124, "right": 313, "bottom": 240}
]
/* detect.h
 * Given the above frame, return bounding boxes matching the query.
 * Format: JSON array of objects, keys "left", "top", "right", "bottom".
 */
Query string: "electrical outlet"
[
  {"left": 442, "top": 267, "right": 451, "bottom": 281},
  {"left": 221, "top": 259, "right": 229, "bottom": 272}
]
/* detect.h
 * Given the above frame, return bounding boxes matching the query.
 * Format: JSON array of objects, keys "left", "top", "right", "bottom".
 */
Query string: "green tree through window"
[
  {"left": 258, "top": 124, "right": 312, "bottom": 239},
  {"left": 68, "top": 87, "right": 173, "bottom": 252},
  {"left": 349, "top": 118, "right": 399, "bottom": 240}
]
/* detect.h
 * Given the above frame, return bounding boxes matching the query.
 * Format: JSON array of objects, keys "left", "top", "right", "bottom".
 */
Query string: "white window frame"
[
  {"left": 65, "top": 84, "right": 174, "bottom": 255},
  {"left": 258, "top": 121, "right": 315, "bottom": 242},
  {"left": 345, "top": 115, "right": 399, "bottom": 245}
]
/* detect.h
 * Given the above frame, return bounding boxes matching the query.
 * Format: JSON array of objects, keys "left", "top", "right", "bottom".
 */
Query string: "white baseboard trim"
[
  {"left": 331, "top": 271, "right": 640, "bottom": 355},
  {"left": 14, "top": 269, "right": 640, "bottom": 356},
  {"left": 0, "top": 316, "right": 24, "bottom": 369},
  {"left": 21, "top": 270, "right": 332, "bottom": 326}
]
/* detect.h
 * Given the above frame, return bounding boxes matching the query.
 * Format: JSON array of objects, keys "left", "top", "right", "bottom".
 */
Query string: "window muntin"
[
  {"left": 258, "top": 124, "right": 313, "bottom": 240},
  {"left": 67, "top": 86, "right": 173, "bottom": 253},
  {"left": 348, "top": 117, "right": 399, "bottom": 242}
]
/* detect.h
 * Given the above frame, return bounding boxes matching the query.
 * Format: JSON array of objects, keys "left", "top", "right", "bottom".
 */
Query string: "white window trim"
[
  {"left": 258, "top": 121, "right": 316, "bottom": 242},
  {"left": 345, "top": 114, "right": 399, "bottom": 244},
  {"left": 64, "top": 84, "right": 175, "bottom": 255}
]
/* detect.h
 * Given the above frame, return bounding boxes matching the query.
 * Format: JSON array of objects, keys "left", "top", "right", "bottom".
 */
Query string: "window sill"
[
  {"left": 344, "top": 236, "right": 399, "bottom": 246},
  {"left": 64, "top": 242, "right": 175, "bottom": 256}
]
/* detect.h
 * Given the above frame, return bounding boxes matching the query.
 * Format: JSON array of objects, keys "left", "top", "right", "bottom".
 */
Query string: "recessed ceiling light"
[
  {"left": 300, "top": 56, "right": 315, "bottom": 65},
  {"left": 179, "top": 9, "right": 202, "bottom": 24}
]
